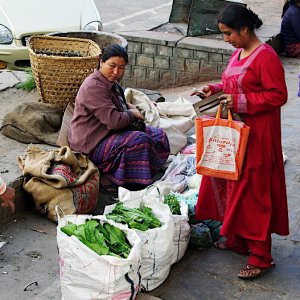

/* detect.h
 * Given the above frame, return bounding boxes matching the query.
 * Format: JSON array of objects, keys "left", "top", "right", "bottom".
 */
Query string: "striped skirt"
[{"left": 89, "top": 126, "right": 170, "bottom": 186}]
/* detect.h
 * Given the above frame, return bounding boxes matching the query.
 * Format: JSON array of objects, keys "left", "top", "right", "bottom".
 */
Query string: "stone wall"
[
  {"left": 117, "top": 28, "right": 280, "bottom": 90},
  {"left": 117, "top": 31, "right": 233, "bottom": 90}
]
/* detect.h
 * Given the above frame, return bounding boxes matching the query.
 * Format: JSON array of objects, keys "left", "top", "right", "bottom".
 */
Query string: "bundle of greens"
[
  {"left": 61, "top": 219, "right": 132, "bottom": 258},
  {"left": 106, "top": 202, "right": 161, "bottom": 231},
  {"left": 164, "top": 194, "right": 181, "bottom": 215}
]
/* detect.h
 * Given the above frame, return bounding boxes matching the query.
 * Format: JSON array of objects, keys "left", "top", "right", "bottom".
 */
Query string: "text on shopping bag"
[{"left": 195, "top": 106, "right": 250, "bottom": 180}]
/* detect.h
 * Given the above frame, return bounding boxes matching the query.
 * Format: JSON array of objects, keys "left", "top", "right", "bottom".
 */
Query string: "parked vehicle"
[{"left": 0, "top": 0, "right": 102, "bottom": 69}]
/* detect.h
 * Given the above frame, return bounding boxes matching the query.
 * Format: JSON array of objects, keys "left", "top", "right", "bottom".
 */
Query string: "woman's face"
[
  {"left": 100, "top": 56, "right": 126, "bottom": 82},
  {"left": 219, "top": 22, "right": 247, "bottom": 49}
]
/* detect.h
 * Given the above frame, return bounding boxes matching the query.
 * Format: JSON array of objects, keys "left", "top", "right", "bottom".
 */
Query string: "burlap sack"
[
  {"left": 1, "top": 102, "right": 63, "bottom": 145},
  {"left": 18, "top": 145, "right": 99, "bottom": 222}
]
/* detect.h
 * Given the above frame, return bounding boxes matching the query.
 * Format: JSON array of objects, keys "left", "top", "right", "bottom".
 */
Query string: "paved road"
[
  {"left": 93, "top": 0, "right": 172, "bottom": 32},
  {"left": 93, "top": 0, "right": 284, "bottom": 33}
]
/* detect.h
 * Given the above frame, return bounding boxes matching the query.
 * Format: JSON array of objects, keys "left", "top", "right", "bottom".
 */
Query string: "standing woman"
[
  {"left": 194, "top": 4, "right": 289, "bottom": 279},
  {"left": 281, "top": 0, "right": 300, "bottom": 57},
  {"left": 68, "top": 44, "right": 170, "bottom": 192}
]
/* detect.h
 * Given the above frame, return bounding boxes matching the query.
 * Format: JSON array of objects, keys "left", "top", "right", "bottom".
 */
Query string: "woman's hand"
[
  {"left": 127, "top": 103, "right": 144, "bottom": 120},
  {"left": 127, "top": 103, "right": 136, "bottom": 109},
  {"left": 190, "top": 86, "right": 212, "bottom": 99},
  {"left": 218, "top": 94, "right": 234, "bottom": 109},
  {"left": 0, "top": 186, "right": 16, "bottom": 213},
  {"left": 129, "top": 107, "right": 144, "bottom": 121}
]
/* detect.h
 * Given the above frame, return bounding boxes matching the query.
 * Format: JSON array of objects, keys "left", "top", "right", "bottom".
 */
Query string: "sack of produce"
[
  {"left": 189, "top": 223, "right": 212, "bottom": 251},
  {"left": 172, "top": 190, "right": 198, "bottom": 223},
  {"left": 163, "top": 193, "right": 191, "bottom": 264},
  {"left": 57, "top": 213, "right": 142, "bottom": 300},
  {"left": 104, "top": 187, "right": 174, "bottom": 291},
  {"left": 202, "top": 220, "right": 221, "bottom": 243},
  {"left": 18, "top": 145, "right": 99, "bottom": 222}
]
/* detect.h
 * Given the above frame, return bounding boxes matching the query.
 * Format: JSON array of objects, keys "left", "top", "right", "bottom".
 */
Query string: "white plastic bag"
[
  {"left": 57, "top": 214, "right": 142, "bottom": 300},
  {"left": 169, "top": 201, "right": 191, "bottom": 264},
  {"left": 124, "top": 88, "right": 160, "bottom": 127},
  {"left": 104, "top": 187, "right": 174, "bottom": 292},
  {"left": 157, "top": 97, "right": 195, "bottom": 155},
  {"left": 154, "top": 155, "right": 196, "bottom": 193}
]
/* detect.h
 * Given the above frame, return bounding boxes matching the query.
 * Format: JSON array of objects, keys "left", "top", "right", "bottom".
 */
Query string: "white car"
[{"left": 0, "top": 0, "right": 102, "bottom": 69}]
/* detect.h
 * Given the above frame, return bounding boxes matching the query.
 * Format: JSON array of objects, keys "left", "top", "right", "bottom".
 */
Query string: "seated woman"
[
  {"left": 68, "top": 44, "right": 170, "bottom": 192},
  {"left": 281, "top": 0, "right": 300, "bottom": 57}
]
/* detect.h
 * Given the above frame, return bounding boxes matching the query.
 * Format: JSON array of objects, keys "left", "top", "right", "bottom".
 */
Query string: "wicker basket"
[{"left": 28, "top": 35, "right": 100, "bottom": 109}]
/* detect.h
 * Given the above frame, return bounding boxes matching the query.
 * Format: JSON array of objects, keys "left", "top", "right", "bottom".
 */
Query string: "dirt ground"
[{"left": 0, "top": 88, "right": 39, "bottom": 123}]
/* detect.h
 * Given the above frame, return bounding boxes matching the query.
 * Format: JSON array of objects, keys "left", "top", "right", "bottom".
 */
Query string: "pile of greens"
[
  {"left": 61, "top": 219, "right": 132, "bottom": 258},
  {"left": 106, "top": 202, "right": 161, "bottom": 231},
  {"left": 164, "top": 194, "right": 181, "bottom": 215}
]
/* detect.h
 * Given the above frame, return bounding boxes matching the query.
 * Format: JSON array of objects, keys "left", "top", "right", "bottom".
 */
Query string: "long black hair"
[
  {"left": 218, "top": 3, "right": 263, "bottom": 32},
  {"left": 100, "top": 44, "right": 128, "bottom": 63}
]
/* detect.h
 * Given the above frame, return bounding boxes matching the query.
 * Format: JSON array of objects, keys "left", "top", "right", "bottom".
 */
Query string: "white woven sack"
[
  {"left": 104, "top": 187, "right": 174, "bottom": 292},
  {"left": 57, "top": 214, "right": 142, "bottom": 300},
  {"left": 169, "top": 201, "right": 191, "bottom": 264},
  {"left": 124, "top": 88, "right": 160, "bottom": 127}
]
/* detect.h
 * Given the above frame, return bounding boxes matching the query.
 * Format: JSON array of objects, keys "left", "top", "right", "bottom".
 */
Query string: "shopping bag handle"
[{"left": 216, "top": 104, "right": 233, "bottom": 121}]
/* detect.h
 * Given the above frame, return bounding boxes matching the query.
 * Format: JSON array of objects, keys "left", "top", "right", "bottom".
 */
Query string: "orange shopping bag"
[{"left": 195, "top": 105, "right": 250, "bottom": 180}]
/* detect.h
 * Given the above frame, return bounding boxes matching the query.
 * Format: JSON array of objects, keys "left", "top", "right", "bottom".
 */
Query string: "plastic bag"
[
  {"left": 189, "top": 223, "right": 212, "bottom": 251},
  {"left": 57, "top": 214, "right": 142, "bottom": 300},
  {"left": 169, "top": 200, "right": 191, "bottom": 264},
  {"left": 203, "top": 220, "right": 222, "bottom": 243},
  {"left": 104, "top": 187, "right": 174, "bottom": 292}
]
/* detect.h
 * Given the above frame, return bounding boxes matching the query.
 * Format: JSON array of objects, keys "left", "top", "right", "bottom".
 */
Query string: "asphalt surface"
[
  {"left": 0, "top": 0, "right": 300, "bottom": 299},
  {"left": 94, "top": 0, "right": 172, "bottom": 33}
]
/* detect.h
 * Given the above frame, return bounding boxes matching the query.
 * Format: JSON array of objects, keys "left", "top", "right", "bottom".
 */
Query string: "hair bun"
[{"left": 248, "top": 7, "right": 263, "bottom": 29}]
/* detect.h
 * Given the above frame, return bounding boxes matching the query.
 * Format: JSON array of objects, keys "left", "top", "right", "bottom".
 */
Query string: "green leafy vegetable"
[
  {"left": 106, "top": 202, "right": 161, "bottom": 231},
  {"left": 15, "top": 68, "right": 36, "bottom": 91},
  {"left": 164, "top": 194, "right": 181, "bottom": 215},
  {"left": 60, "top": 219, "right": 132, "bottom": 258},
  {"left": 60, "top": 221, "right": 77, "bottom": 236}
]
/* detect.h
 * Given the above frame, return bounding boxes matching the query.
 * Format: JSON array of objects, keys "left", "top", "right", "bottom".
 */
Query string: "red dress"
[{"left": 195, "top": 44, "right": 289, "bottom": 241}]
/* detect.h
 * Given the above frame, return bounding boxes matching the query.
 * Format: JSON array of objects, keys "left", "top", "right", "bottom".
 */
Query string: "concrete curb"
[{"left": 0, "top": 70, "right": 30, "bottom": 91}]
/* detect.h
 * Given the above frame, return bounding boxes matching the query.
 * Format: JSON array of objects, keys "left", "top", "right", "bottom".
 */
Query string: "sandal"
[
  {"left": 213, "top": 240, "right": 229, "bottom": 251},
  {"left": 238, "top": 263, "right": 275, "bottom": 280}
]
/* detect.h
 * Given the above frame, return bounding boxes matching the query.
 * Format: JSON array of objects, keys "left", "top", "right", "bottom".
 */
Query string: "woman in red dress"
[{"left": 194, "top": 3, "right": 289, "bottom": 279}]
